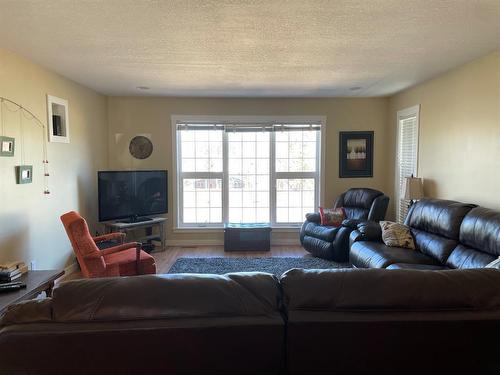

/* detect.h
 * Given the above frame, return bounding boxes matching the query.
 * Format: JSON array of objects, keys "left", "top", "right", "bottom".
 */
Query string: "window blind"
[
  {"left": 396, "top": 114, "right": 419, "bottom": 223},
  {"left": 176, "top": 123, "right": 321, "bottom": 132}
]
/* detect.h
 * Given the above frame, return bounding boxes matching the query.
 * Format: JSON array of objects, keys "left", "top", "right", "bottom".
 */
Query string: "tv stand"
[
  {"left": 119, "top": 216, "right": 154, "bottom": 224},
  {"left": 102, "top": 217, "right": 166, "bottom": 252}
]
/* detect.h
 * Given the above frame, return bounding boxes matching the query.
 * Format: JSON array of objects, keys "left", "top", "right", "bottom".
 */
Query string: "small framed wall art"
[
  {"left": 0, "top": 136, "right": 15, "bottom": 157},
  {"left": 16, "top": 165, "right": 33, "bottom": 184},
  {"left": 47, "top": 95, "right": 69, "bottom": 143},
  {"left": 339, "top": 131, "right": 374, "bottom": 178}
]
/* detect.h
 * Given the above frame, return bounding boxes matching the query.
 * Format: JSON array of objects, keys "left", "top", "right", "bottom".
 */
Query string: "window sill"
[{"left": 173, "top": 226, "right": 301, "bottom": 234}]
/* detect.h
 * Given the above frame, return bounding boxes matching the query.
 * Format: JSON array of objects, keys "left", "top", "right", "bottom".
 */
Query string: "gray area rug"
[{"left": 168, "top": 257, "right": 350, "bottom": 276}]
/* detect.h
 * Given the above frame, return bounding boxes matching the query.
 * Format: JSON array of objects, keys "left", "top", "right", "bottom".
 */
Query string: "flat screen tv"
[{"left": 98, "top": 170, "right": 167, "bottom": 222}]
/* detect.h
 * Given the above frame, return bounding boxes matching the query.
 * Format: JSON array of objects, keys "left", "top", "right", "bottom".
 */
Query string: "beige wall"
[
  {"left": 0, "top": 49, "right": 108, "bottom": 270},
  {"left": 107, "top": 97, "right": 391, "bottom": 244},
  {"left": 3, "top": 45, "right": 496, "bottom": 262},
  {"left": 389, "top": 51, "right": 500, "bottom": 211}
]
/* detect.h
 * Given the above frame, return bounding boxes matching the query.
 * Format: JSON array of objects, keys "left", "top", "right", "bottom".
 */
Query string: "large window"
[
  {"left": 396, "top": 105, "right": 420, "bottom": 223},
  {"left": 174, "top": 117, "right": 323, "bottom": 228}
]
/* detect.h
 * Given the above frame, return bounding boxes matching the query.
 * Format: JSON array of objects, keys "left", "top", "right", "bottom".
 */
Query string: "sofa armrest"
[
  {"left": 342, "top": 219, "right": 363, "bottom": 229},
  {"left": 305, "top": 212, "right": 321, "bottom": 224},
  {"left": 350, "top": 222, "right": 383, "bottom": 244}
]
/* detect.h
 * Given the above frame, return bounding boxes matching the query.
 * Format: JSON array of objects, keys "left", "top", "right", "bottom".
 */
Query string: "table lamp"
[{"left": 403, "top": 176, "right": 424, "bottom": 207}]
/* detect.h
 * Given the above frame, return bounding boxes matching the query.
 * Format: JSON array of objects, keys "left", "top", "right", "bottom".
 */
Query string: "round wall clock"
[{"left": 129, "top": 136, "right": 153, "bottom": 159}]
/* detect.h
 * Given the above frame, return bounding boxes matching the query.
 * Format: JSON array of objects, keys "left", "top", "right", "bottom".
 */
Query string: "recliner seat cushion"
[{"left": 350, "top": 241, "right": 440, "bottom": 268}]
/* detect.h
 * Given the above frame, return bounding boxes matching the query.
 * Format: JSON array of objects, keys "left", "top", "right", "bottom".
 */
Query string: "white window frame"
[
  {"left": 395, "top": 105, "right": 420, "bottom": 223},
  {"left": 171, "top": 115, "right": 326, "bottom": 230}
]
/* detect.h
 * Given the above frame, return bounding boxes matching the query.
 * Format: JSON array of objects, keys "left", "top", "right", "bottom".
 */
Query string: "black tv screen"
[{"left": 98, "top": 170, "right": 167, "bottom": 222}]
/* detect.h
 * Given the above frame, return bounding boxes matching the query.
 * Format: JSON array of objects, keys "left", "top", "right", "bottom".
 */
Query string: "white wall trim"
[
  {"left": 166, "top": 238, "right": 300, "bottom": 247},
  {"left": 170, "top": 114, "right": 327, "bottom": 229}
]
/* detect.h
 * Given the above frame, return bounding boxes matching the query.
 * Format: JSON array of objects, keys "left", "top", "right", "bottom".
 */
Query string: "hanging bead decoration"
[{"left": 0, "top": 97, "right": 50, "bottom": 194}]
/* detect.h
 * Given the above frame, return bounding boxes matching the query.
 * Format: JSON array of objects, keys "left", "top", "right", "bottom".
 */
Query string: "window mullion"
[
  {"left": 316, "top": 130, "right": 320, "bottom": 209},
  {"left": 222, "top": 130, "right": 229, "bottom": 224},
  {"left": 270, "top": 130, "right": 276, "bottom": 226}
]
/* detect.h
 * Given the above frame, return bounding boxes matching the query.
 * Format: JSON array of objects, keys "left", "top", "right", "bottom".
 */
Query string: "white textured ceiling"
[{"left": 1, "top": 0, "right": 500, "bottom": 97}]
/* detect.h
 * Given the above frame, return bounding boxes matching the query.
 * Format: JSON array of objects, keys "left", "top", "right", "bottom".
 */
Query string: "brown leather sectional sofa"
[
  {"left": 350, "top": 198, "right": 500, "bottom": 269},
  {"left": 2, "top": 268, "right": 500, "bottom": 374}
]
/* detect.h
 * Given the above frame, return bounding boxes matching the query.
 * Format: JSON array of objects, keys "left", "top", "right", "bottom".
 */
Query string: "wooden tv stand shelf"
[{"left": 102, "top": 217, "right": 167, "bottom": 252}]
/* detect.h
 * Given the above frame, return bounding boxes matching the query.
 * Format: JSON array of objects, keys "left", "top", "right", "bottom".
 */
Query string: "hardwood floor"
[{"left": 63, "top": 245, "right": 308, "bottom": 281}]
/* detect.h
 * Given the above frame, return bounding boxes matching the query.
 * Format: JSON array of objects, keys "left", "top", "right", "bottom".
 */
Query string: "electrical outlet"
[{"left": 30, "top": 260, "right": 37, "bottom": 271}]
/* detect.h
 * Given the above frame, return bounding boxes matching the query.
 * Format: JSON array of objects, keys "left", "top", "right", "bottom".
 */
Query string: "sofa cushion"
[
  {"left": 350, "top": 241, "right": 440, "bottom": 268},
  {"left": 280, "top": 268, "right": 500, "bottom": 311},
  {"left": 446, "top": 244, "right": 496, "bottom": 269},
  {"left": 386, "top": 263, "right": 449, "bottom": 270},
  {"left": 303, "top": 222, "right": 340, "bottom": 242},
  {"left": 459, "top": 207, "right": 500, "bottom": 256},
  {"left": 51, "top": 272, "right": 281, "bottom": 322},
  {"left": 281, "top": 268, "right": 500, "bottom": 375},
  {"left": 405, "top": 199, "right": 475, "bottom": 240},
  {"left": 410, "top": 228, "right": 458, "bottom": 264}
]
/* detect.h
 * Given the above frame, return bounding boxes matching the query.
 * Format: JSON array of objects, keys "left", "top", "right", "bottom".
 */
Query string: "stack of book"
[{"left": 0, "top": 261, "right": 28, "bottom": 283}]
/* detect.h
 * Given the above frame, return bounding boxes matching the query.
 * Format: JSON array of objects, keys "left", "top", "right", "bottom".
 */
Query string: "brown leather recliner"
[{"left": 300, "top": 188, "right": 389, "bottom": 261}]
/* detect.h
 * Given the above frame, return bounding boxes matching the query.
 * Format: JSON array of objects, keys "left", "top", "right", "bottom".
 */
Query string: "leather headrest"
[
  {"left": 460, "top": 207, "right": 500, "bottom": 256},
  {"left": 405, "top": 199, "right": 476, "bottom": 240},
  {"left": 342, "top": 188, "right": 383, "bottom": 209},
  {"left": 281, "top": 268, "right": 500, "bottom": 311}
]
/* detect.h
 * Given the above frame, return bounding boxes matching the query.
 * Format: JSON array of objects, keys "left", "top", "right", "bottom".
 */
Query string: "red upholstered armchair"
[{"left": 61, "top": 211, "right": 156, "bottom": 278}]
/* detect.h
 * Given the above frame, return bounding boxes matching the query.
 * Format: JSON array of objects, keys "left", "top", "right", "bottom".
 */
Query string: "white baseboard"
[
  {"left": 166, "top": 238, "right": 300, "bottom": 247},
  {"left": 166, "top": 239, "right": 223, "bottom": 246}
]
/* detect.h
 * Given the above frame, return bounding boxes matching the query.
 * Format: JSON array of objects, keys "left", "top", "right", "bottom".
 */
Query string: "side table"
[{"left": 0, "top": 269, "right": 65, "bottom": 316}]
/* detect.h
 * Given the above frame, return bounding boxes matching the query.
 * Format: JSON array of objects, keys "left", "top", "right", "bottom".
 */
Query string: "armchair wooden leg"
[{"left": 135, "top": 242, "right": 142, "bottom": 275}]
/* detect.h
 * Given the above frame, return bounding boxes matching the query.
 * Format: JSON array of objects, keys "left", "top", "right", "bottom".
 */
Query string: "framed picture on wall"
[{"left": 339, "top": 131, "right": 374, "bottom": 178}]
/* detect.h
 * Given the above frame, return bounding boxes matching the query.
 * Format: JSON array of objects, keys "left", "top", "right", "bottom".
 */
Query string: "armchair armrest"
[
  {"left": 100, "top": 242, "right": 142, "bottom": 256},
  {"left": 305, "top": 212, "right": 321, "bottom": 224},
  {"left": 84, "top": 242, "right": 142, "bottom": 259},
  {"left": 93, "top": 232, "right": 125, "bottom": 244}
]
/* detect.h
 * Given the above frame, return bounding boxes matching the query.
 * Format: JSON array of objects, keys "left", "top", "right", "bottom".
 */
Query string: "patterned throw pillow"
[
  {"left": 319, "top": 207, "right": 346, "bottom": 227},
  {"left": 380, "top": 221, "right": 416, "bottom": 249}
]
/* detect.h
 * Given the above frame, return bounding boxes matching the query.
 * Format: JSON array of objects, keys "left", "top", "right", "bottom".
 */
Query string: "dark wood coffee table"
[{"left": 0, "top": 270, "right": 64, "bottom": 316}]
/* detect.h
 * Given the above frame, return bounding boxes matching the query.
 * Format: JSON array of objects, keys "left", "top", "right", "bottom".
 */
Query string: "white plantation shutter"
[{"left": 396, "top": 106, "right": 420, "bottom": 223}]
